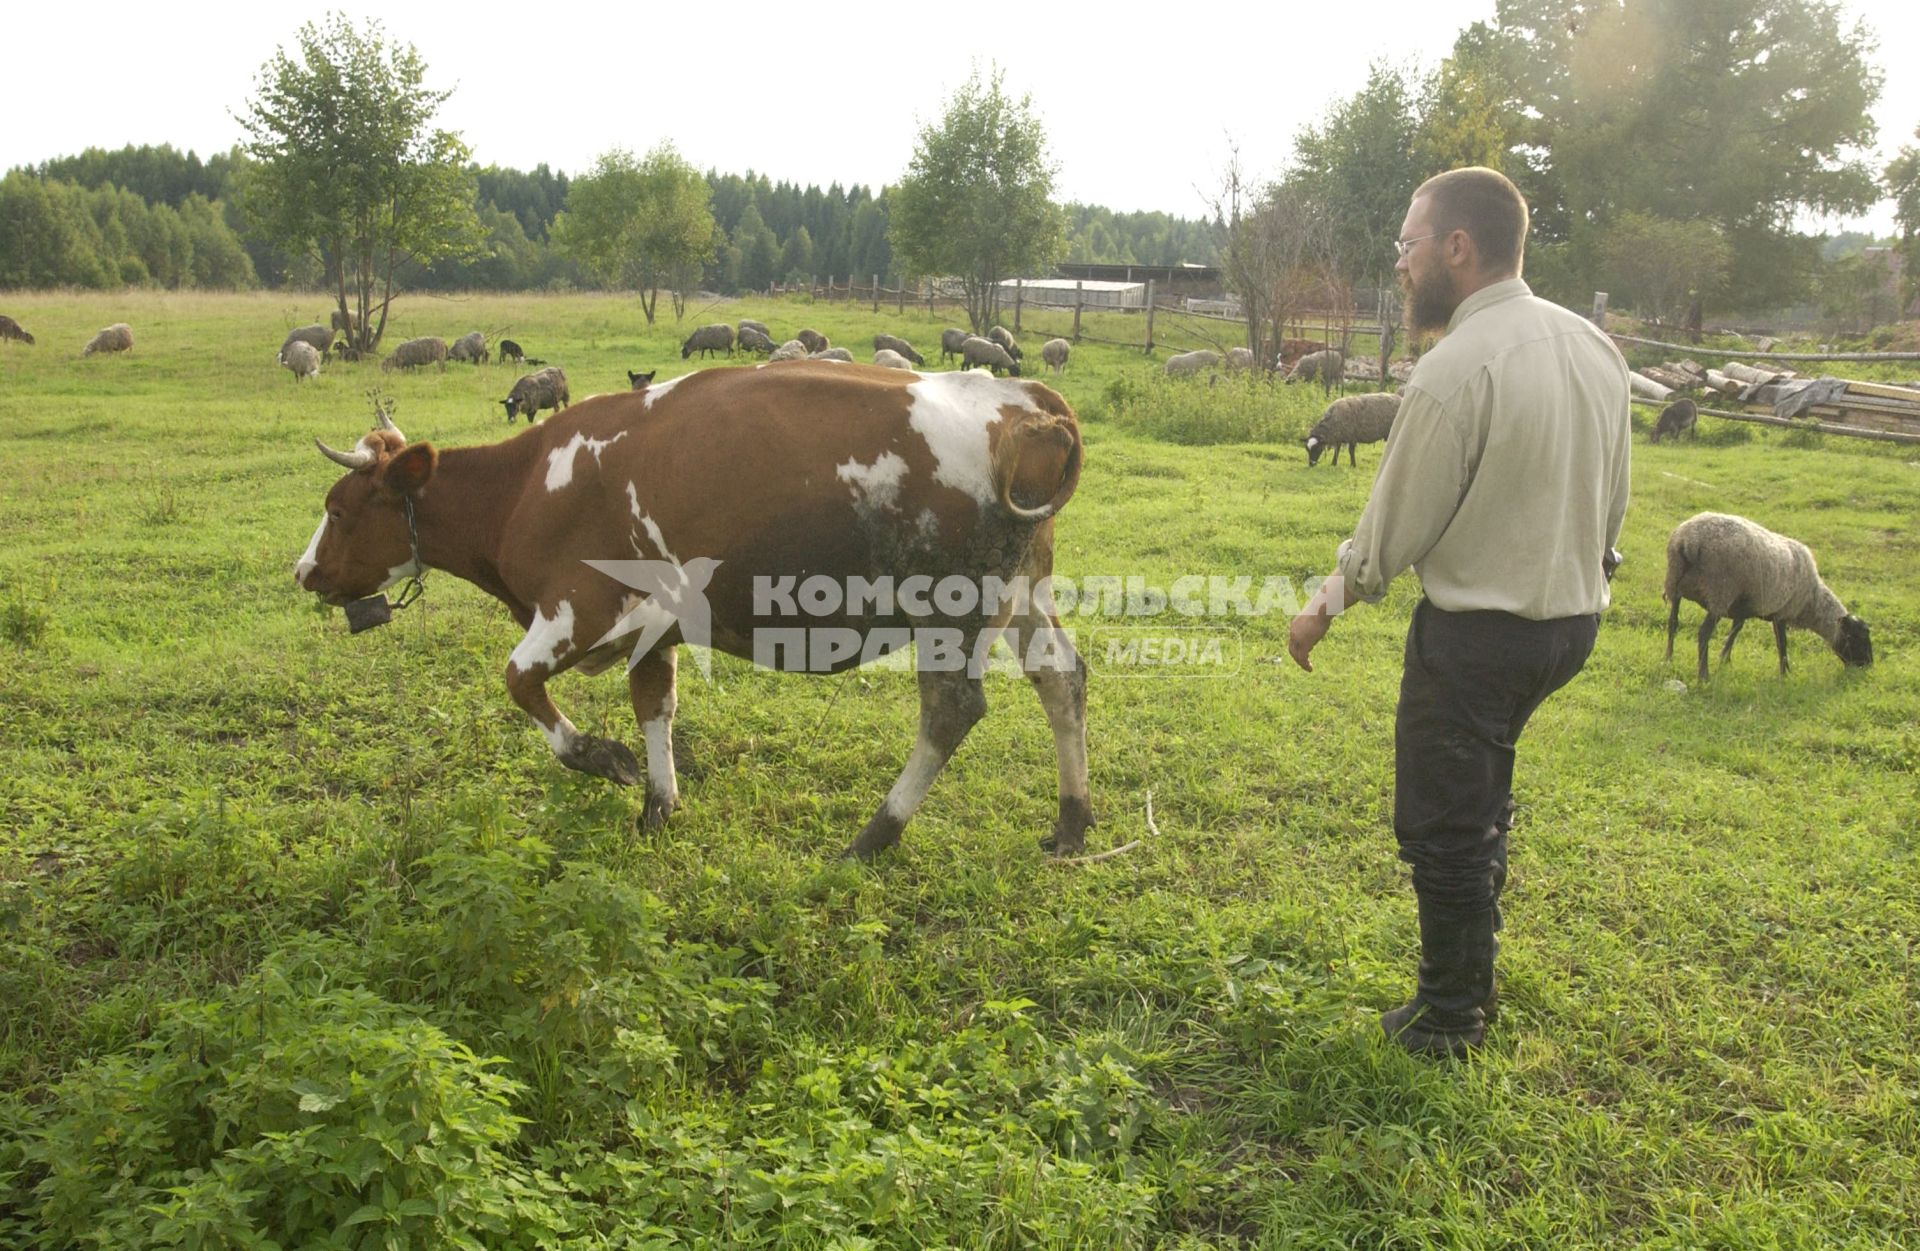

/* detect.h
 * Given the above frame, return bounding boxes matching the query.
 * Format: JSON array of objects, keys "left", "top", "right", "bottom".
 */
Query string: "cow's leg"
[
  {"left": 845, "top": 665, "right": 986, "bottom": 860},
  {"left": 628, "top": 647, "right": 679, "bottom": 830},
  {"left": 504, "top": 607, "right": 640, "bottom": 785},
  {"left": 1004, "top": 604, "right": 1094, "bottom": 856}
]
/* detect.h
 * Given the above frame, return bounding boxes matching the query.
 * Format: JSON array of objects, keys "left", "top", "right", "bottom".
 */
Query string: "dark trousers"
[{"left": 1395, "top": 599, "right": 1597, "bottom": 925}]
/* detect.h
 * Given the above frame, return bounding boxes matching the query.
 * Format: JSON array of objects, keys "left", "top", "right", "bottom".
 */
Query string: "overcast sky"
[{"left": 7, "top": 1, "right": 1915, "bottom": 237}]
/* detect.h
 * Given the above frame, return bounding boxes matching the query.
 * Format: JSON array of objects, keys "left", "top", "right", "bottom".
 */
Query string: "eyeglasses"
[{"left": 1394, "top": 232, "right": 1441, "bottom": 258}]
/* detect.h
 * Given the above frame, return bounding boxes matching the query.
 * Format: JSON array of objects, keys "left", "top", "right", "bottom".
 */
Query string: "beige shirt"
[{"left": 1334, "top": 278, "right": 1631, "bottom": 620}]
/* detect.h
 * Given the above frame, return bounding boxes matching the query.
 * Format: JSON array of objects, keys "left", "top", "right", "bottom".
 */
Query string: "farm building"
[{"left": 996, "top": 277, "right": 1148, "bottom": 309}]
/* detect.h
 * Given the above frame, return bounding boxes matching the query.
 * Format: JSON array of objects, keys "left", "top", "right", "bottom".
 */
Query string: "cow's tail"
[{"left": 993, "top": 396, "right": 1083, "bottom": 523}]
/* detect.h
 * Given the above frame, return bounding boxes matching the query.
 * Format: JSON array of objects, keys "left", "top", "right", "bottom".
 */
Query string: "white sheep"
[
  {"left": 960, "top": 336, "right": 1020, "bottom": 376},
  {"left": 83, "top": 323, "right": 134, "bottom": 356},
  {"left": 1305, "top": 393, "right": 1400, "bottom": 467},
  {"left": 809, "top": 347, "right": 855, "bottom": 362},
  {"left": 1041, "top": 338, "right": 1070, "bottom": 374},
  {"left": 1664, "top": 512, "right": 1873, "bottom": 682},
  {"left": 988, "top": 325, "right": 1022, "bottom": 360},
  {"left": 1164, "top": 349, "right": 1222, "bottom": 378},
  {"left": 278, "top": 339, "right": 322, "bottom": 382},
  {"left": 872, "top": 348, "right": 916, "bottom": 370},
  {"left": 1226, "top": 346, "right": 1255, "bottom": 372},
  {"left": 1286, "top": 349, "right": 1344, "bottom": 386},
  {"left": 768, "top": 339, "right": 809, "bottom": 362}
]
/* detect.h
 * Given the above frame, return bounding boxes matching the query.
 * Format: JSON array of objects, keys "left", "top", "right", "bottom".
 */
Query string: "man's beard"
[{"left": 1403, "top": 265, "right": 1461, "bottom": 336}]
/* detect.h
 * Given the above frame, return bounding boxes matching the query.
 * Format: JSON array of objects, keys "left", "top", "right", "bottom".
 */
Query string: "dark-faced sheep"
[
  {"left": 960, "top": 336, "right": 1020, "bottom": 376},
  {"left": 449, "top": 331, "right": 489, "bottom": 365},
  {"left": 737, "top": 326, "right": 777, "bottom": 355},
  {"left": 382, "top": 336, "right": 448, "bottom": 372},
  {"left": 681, "top": 324, "right": 734, "bottom": 359},
  {"left": 872, "top": 333, "right": 924, "bottom": 365},
  {"left": 498, "top": 339, "right": 525, "bottom": 365},
  {"left": 283, "top": 324, "right": 332, "bottom": 356},
  {"left": 0, "top": 314, "right": 34, "bottom": 345},
  {"left": 502, "top": 366, "right": 570, "bottom": 424},
  {"left": 939, "top": 327, "right": 970, "bottom": 364},
  {"left": 1664, "top": 511, "right": 1872, "bottom": 682},
  {"left": 278, "top": 339, "right": 322, "bottom": 382},
  {"left": 988, "top": 325, "right": 1022, "bottom": 360},
  {"left": 628, "top": 369, "right": 656, "bottom": 390},
  {"left": 1041, "top": 338, "right": 1070, "bottom": 373},
  {"left": 1305, "top": 393, "right": 1400, "bottom": 467},
  {"left": 83, "top": 323, "right": 134, "bottom": 356},
  {"left": 1649, "top": 398, "right": 1697, "bottom": 444},
  {"left": 796, "top": 328, "right": 829, "bottom": 354}
]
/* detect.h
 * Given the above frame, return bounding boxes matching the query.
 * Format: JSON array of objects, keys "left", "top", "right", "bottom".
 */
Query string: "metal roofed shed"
[{"left": 997, "top": 277, "right": 1147, "bottom": 309}]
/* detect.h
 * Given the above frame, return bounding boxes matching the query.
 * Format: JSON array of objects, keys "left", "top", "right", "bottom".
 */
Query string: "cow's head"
[{"left": 294, "top": 412, "right": 438, "bottom": 605}]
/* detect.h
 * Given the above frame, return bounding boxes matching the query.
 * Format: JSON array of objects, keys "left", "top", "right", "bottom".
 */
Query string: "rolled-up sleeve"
[{"left": 1333, "top": 385, "right": 1470, "bottom": 604}]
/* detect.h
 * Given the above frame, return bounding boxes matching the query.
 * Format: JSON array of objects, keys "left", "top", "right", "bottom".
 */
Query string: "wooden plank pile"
[{"left": 1625, "top": 357, "right": 1920, "bottom": 445}]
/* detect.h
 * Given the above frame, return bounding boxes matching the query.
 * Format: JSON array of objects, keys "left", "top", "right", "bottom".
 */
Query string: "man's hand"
[
  {"left": 1287, "top": 609, "right": 1333, "bottom": 672},
  {"left": 1287, "top": 570, "right": 1350, "bottom": 672}
]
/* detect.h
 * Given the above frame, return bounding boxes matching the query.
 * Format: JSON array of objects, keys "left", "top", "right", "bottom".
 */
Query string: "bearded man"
[{"left": 1287, "top": 167, "right": 1632, "bottom": 1057}]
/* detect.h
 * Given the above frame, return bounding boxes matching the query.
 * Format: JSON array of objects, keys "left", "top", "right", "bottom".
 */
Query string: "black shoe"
[{"left": 1381, "top": 999, "right": 1485, "bottom": 1058}]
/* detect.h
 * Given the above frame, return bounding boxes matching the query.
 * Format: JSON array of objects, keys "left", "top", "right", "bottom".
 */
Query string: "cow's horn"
[
  {"left": 315, "top": 437, "right": 375, "bottom": 469},
  {"left": 374, "top": 408, "right": 404, "bottom": 439}
]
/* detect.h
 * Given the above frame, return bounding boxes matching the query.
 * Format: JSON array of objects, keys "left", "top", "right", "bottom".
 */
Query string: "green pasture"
[{"left": 1, "top": 291, "right": 1916, "bottom": 1248}]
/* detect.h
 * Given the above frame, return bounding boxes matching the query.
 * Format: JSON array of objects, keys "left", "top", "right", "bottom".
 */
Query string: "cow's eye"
[{"left": 328, "top": 508, "right": 344, "bottom": 521}]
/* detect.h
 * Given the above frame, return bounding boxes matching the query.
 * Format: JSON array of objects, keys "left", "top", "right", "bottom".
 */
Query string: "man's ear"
[{"left": 382, "top": 442, "right": 437, "bottom": 494}]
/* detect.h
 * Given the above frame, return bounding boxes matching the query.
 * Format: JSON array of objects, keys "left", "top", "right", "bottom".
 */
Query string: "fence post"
[
  {"left": 1014, "top": 279, "right": 1024, "bottom": 333},
  {"left": 1144, "top": 279, "right": 1156, "bottom": 354},
  {"left": 1073, "top": 282, "right": 1083, "bottom": 342},
  {"left": 926, "top": 278, "right": 933, "bottom": 316},
  {"left": 1378, "top": 290, "right": 1396, "bottom": 386},
  {"left": 872, "top": 274, "right": 880, "bottom": 314},
  {"left": 1591, "top": 291, "right": 1609, "bottom": 327},
  {"left": 896, "top": 275, "right": 904, "bottom": 315}
]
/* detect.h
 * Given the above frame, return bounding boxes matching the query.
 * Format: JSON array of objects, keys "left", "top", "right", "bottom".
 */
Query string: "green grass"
[{"left": 1, "top": 290, "right": 1917, "bottom": 1248}]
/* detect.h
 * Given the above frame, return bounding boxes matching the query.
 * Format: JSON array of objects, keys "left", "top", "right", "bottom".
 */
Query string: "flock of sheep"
[{"left": 0, "top": 304, "right": 1878, "bottom": 688}]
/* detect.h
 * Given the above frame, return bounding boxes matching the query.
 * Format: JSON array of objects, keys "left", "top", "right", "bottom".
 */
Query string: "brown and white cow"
[{"left": 295, "top": 361, "right": 1092, "bottom": 858}]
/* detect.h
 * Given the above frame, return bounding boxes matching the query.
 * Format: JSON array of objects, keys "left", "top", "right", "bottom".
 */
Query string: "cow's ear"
[{"left": 382, "top": 442, "right": 437, "bottom": 494}]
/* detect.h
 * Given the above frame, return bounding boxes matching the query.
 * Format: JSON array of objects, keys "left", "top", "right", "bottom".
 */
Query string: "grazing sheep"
[
  {"left": 278, "top": 339, "right": 322, "bottom": 382},
  {"left": 1040, "top": 338, "right": 1070, "bottom": 374},
  {"left": 0, "top": 314, "right": 34, "bottom": 345},
  {"left": 960, "top": 336, "right": 1020, "bottom": 376},
  {"left": 83, "top": 323, "right": 134, "bottom": 356},
  {"left": 1663, "top": 512, "right": 1873, "bottom": 682},
  {"left": 501, "top": 366, "right": 570, "bottom": 424},
  {"left": 1649, "top": 397, "right": 1698, "bottom": 444},
  {"left": 768, "top": 339, "right": 809, "bottom": 362},
  {"left": 939, "top": 327, "right": 970, "bottom": 364},
  {"left": 737, "top": 325, "right": 777, "bottom": 355},
  {"left": 1165, "top": 349, "right": 1223, "bottom": 378},
  {"left": 1305, "top": 393, "right": 1400, "bottom": 467},
  {"left": 810, "top": 347, "right": 855, "bottom": 362},
  {"left": 988, "top": 325, "right": 1022, "bottom": 360},
  {"left": 796, "top": 328, "right": 829, "bottom": 354},
  {"left": 449, "top": 331, "right": 489, "bottom": 365},
  {"left": 872, "top": 333, "right": 924, "bottom": 365},
  {"left": 1286, "top": 349, "right": 1344, "bottom": 386},
  {"left": 872, "top": 349, "right": 915, "bottom": 370},
  {"left": 681, "top": 323, "right": 734, "bottom": 359},
  {"left": 330, "top": 341, "right": 363, "bottom": 363},
  {"left": 283, "top": 324, "right": 332, "bottom": 356},
  {"left": 330, "top": 309, "right": 361, "bottom": 338},
  {"left": 628, "top": 369, "right": 656, "bottom": 390},
  {"left": 381, "top": 336, "right": 449, "bottom": 372},
  {"left": 738, "top": 319, "right": 771, "bottom": 339},
  {"left": 498, "top": 339, "right": 525, "bottom": 365},
  {"left": 1226, "top": 346, "right": 1255, "bottom": 372}
]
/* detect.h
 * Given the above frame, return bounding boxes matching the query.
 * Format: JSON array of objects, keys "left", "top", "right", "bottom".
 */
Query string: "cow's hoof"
[
  {"left": 842, "top": 811, "right": 905, "bottom": 861},
  {"left": 639, "top": 789, "right": 678, "bottom": 832},
  {"left": 563, "top": 736, "right": 641, "bottom": 786},
  {"left": 1038, "top": 799, "right": 1095, "bottom": 856}
]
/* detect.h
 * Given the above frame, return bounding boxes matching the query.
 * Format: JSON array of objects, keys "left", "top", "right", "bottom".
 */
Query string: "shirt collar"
[{"left": 1446, "top": 276, "right": 1532, "bottom": 334}]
